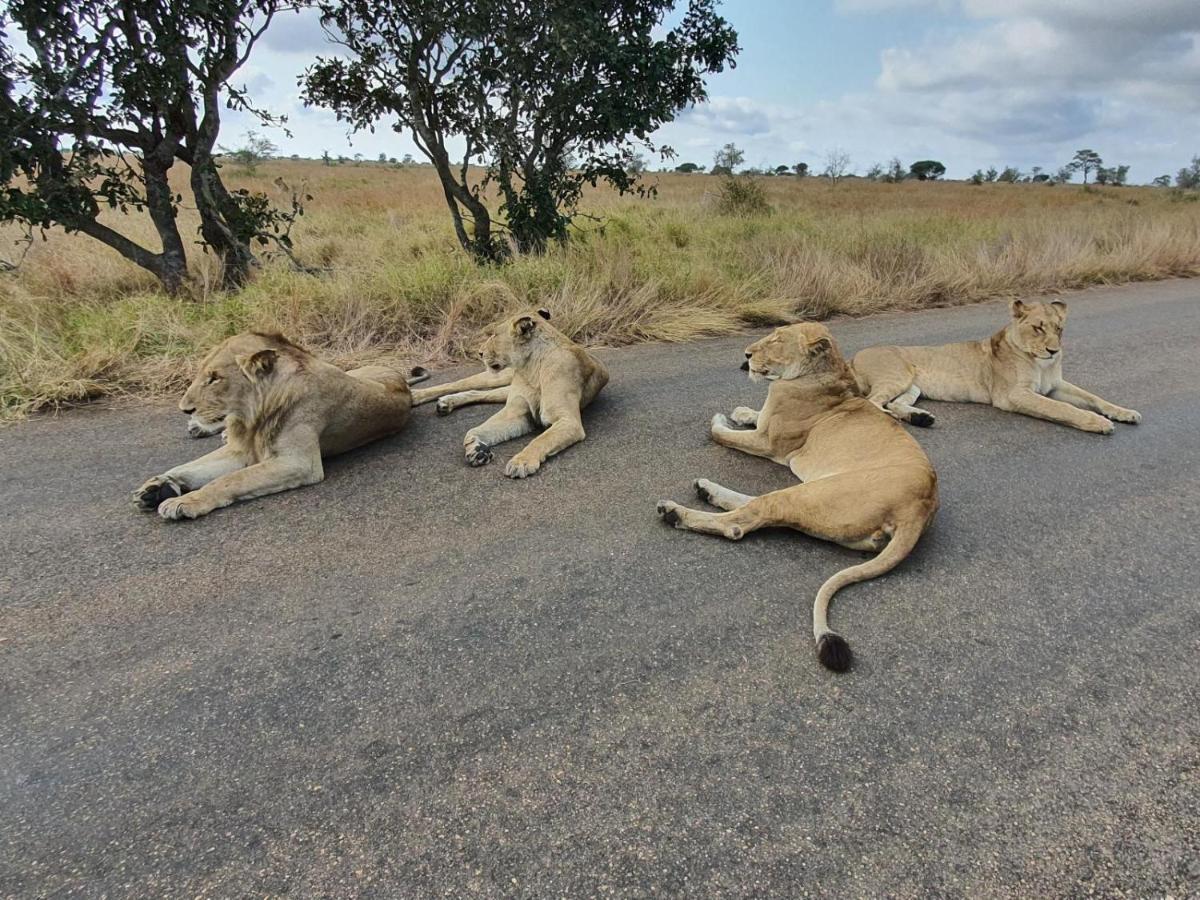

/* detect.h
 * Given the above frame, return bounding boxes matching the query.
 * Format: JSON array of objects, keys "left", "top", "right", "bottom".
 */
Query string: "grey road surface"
[{"left": 2, "top": 280, "right": 1198, "bottom": 898}]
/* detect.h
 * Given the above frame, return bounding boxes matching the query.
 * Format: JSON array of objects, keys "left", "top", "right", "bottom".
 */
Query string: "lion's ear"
[
  {"left": 514, "top": 315, "right": 537, "bottom": 338},
  {"left": 1050, "top": 300, "right": 1068, "bottom": 321},
  {"left": 1010, "top": 299, "right": 1028, "bottom": 319},
  {"left": 536, "top": 307, "right": 551, "bottom": 321},
  {"left": 237, "top": 348, "right": 277, "bottom": 380},
  {"left": 808, "top": 336, "right": 832, "bottom": 356}
]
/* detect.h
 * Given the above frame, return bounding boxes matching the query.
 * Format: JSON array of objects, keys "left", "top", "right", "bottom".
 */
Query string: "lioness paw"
[
  {"left": 1107, "top": 407, "right": 1141, "bottom": 425},
  {"left": 711, "top": 413, "right": 733, "bottom": 432},
  {"left": 157, "top": 493, "right": 207, "bottom": 521},
  {"left": 656, "top": 500, "right": 682, "bottom": 527},
  {"left": 1088, "top": 415, "right": 1116, "bottom": 435},
  {"left": 435, "top": 398, "right": 453, "bottom": 417},
  {"left": 504, "top": 456, "right": 541, "bottom": 479},
  {"left": 133, "top": 476, "right": 181, "bottom": 511},
  {"left": 465, "top": 440, "right": 493, "bottom": 467},
  {"left": 729, "top": 407, "right": 758, "bottom": 428}
]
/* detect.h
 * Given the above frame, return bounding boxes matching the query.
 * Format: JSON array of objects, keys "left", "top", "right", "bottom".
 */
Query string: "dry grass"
[{"left": 2, "top": 160, "right": 1199, "bottom": 420}]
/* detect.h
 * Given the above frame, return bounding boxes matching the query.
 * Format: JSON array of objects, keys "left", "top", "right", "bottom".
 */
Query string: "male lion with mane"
[
  {"left": 657, "top": 322, "right": 939, "bottom": 673},
  {"left": 133, "top": 331, "right": 429, "bottom": 520},
  {"left": 410, "top": 308, "right": 608, "bottom": 478},
  {"left": 852, "top": 299, "right": 1141, "bottom": 433}
]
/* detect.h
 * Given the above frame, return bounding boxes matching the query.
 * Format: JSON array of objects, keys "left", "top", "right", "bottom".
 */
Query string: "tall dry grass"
[{"left": 2, "top": 161, "right": 1199, "bottom": 419}]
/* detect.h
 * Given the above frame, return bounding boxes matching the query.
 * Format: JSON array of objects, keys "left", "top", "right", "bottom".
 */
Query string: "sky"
[{"left": 207, "top": 1, "right": 1199, "bottom": 182}]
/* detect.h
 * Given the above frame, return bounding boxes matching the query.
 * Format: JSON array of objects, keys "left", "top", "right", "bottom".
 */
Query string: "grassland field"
[{"left": 2, "top": 159, "right": 1198, "bottom": 421}]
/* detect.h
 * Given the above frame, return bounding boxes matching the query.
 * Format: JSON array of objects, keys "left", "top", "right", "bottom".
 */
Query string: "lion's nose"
[
  {"left": 1046, "top": 348, "right": 1059, "bottom": 356},
  {"left": 180, "top": 404, "right": 196, "bottom": 415},
  {"left": 744, "top": 351, "right": 752, "bottom": 358}
]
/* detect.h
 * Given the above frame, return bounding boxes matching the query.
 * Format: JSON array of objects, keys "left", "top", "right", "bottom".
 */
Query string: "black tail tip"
[
  {"left": 909, "top": 411, "right": 935, "bottom": 428},
  {"left": 816, "top": 633, "right": 852, "bottom": 673},
  {"left": 410, "top": 365, "right": 428, "bottom": 378}
]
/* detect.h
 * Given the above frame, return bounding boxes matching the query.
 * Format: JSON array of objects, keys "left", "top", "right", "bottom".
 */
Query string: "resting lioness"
[
  {"left": 852, "top": 299, "right": 1141, "bottom": 434},
  {"left": 133, "top": 331, "right": 429, "bottom": 520},
  {"left": 418, "top": 308, "right": 607, "bottom": 478},
  {"left": 656, "top": 323, "right": 939, "bottom": 673}
]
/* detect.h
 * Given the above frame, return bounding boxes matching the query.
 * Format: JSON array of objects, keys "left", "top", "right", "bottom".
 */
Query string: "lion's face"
[
  {"left": 477, "top": 308, "right": 552, "bottom": 371},
  {"left": 178, "top": 334, "right": 288, "bottom": 423},
  {"left": 1009, "top": 300, "right": 1066, "bottom": 360},
  {"left": 743, "top": 323, "right": 834, "bottom": 383}
]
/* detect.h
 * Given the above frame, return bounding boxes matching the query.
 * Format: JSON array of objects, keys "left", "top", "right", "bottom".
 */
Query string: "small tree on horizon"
[
  {"left": 1176, "top": 156, "right": 1200, "bottom": 189},
  {"left": 792, "top": 161, "right": 808, "bottom": 177},
  {"left": 675, "top": 161, "right": 701, "bottom": 173},
  {"left": 714, "top": 142, "right": 745, "bottom": 173},
  {"left": 823, "top": 147, "right": 851, "bottom": 184},
  {"left": 909, "top": 159, "right": 944, "bottom": 181},
  {"left": 1068, "top": 148, "right": 1103, "bottom": 184}
]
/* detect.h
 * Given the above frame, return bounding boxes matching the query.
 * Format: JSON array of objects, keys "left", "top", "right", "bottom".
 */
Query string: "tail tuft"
[
  {"left": 408, "top": 366, "right": 430, "bottom": 385},
  {"left": 909, "top": 411, "right": 935, "bottom": 428},
  {"left": 816, "top": 633, "right": 852, "bottom": 673}
]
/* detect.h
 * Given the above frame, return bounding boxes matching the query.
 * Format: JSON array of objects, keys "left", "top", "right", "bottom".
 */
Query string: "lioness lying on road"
[
  {"left": 416, "top": 308, "right": 608, "bottom": 478},
  {"left": 852, "top": 299, "right": 1141, "bottom": 434},
  {"left": 134, "top": 332, "right": 429, "bottom": 520},
  {"left": 657, "top": 323, "right": 939, "bottom": 673}
]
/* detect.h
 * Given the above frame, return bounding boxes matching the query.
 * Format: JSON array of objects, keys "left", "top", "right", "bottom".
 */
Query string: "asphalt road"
[{"left": 2, "top": 280, "right": 1198, "bottom": 898}]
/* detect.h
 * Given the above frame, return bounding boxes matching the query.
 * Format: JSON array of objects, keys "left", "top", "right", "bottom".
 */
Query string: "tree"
[
  {"left": 1152, "top": 174, "right": 1172, "bottom": 187},
  {"left": 1053, "top": 166, "right": 1074, "bottom": 184},
  {"left": 909, "top": 159, "right": 944, "bottom": 181},
  {"left": 970, "top": 170, "right": 985, "bottom": 185},
  {"left": 792, "top": 162, "right": 808, "bottom": 177},
  {"left": 1, "top": 0, "right": 301, "bottom": 293},
  {"left": 996, "top": 166, "right": 1020, "bottom": 183},
  {"left": 627, "top": 152, "right": 648, "bottom": 177},
  {"left": 1176, "top": 156, "right": 1200, "bottom": 189},
  {"left": 306, "top": 0, "right": 738, "bottom": 260},
  {"left": 322, "top": 150, "right": 333, "bottom": 166},
  {"left": 864, "top": 162, "right": 883, "bottom": 181},
  {"left": 1068, "top": 148, "right": 1102, "bottom": 184},
  {"left": 984, "top": 166, "right": 998, "bottom": 183},
  {"left": 220, "top": 130, "right": 279, "bottom": 174},
  {"left": 674, "top": 161, "right": 700, "bottom": 173},
  {"left": 823, "top": 147, "right": 851, "bottom": 184},
  {"left": 713, "top": 142, "right": 745, "bottom": 173},
  {"left": 885, "top": 158, "right": 906, "bottom": 183},
  {"left": 773, "top": 164, "right": 791, "bottom": 176}
]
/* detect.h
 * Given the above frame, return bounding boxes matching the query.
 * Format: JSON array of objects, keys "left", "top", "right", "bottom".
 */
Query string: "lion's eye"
[
  {"left": 206, "top": 372, "right": 220, "bottom": 384},
  {"left": 1033, "top": 325, "right": 1044, "bottom": 334}
]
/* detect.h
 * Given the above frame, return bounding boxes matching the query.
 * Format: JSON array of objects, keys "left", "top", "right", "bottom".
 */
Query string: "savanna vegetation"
[{"left": 3, "top": 160, "right": 1199, "bottom": 421}]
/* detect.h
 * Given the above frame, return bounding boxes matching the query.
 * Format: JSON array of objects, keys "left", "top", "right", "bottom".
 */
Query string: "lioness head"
[
  {"left": 743, "top": 322, "right": 837, "bottom": 383},
  {"left": 1009, "top": 299, "right": 1066, "bottom": 360},
  {"left": 478, "top": 308, "right": 552, "bottom": 371},
  {"left": 179, "top": 332, "right": 305, "bottom": 424}
]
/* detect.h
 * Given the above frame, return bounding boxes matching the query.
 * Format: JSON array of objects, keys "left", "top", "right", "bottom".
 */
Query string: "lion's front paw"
[
  {"left": 436, "top": 398, "right": 453, "bottom": 417},
  {"left": 729, "top": 407, "right": 757, "bottom": 428},
  {"left": 656, "top": 500, "right": 682, "bottom": 527},
  {"left": 1107, "top": 407, "right": 1141, "bottom": 425},
  {"left": 1085, "top": 414, "right": 1116, "bottom": 435},
  {"left": 465, "top": 439, "right": 493, "bottom": 467},
  {"left": 133, "top": 476, "right": 181, "bottom": 511},
  {"left": 711, "top": 413, "right": 734, "bottom": 433},
  {"left": 504, "top": 455, "right": 542, "bottom": 479},
  {"left": 156, "top": 493, "right": 209, "bottom": 521}
]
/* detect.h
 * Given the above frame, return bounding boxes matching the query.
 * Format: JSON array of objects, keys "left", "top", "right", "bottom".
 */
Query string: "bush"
[{"left": 715, "top": 177, "right": 772, "bottom": 217}]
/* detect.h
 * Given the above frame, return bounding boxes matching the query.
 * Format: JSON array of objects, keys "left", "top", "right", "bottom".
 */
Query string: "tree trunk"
[{"left": 72, "top": 217, "right": 186, "bottom": 294}]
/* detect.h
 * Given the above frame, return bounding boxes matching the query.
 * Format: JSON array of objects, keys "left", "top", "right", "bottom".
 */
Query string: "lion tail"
[
  {"left": 407, "top": 366, "right": 431, "bottom": 386},
  {"left": 812, "top": 519, "right": 924, "bottom": 673}
]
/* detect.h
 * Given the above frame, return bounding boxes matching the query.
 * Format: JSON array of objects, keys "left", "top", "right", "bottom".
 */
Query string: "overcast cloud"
[{"left": 211, "top": 0, "right": 1199, "bottom": 181}]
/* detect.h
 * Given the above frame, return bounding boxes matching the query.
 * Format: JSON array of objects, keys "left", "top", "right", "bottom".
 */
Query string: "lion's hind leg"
[
  {"left": 410, "top": 368, "right": 513, "bottom": 406},
  {"left": 883, "top": 385, "right": 936, "bottom": 428},
  {"left": 436, "top": 386, "right": 510, "bottom": 417},
  {"left": 694, "top": 478, "right": 756, "bottom": 510}
]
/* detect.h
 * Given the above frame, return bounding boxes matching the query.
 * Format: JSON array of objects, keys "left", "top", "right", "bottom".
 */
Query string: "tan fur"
[
  {"left": 852, "top": 299, "right": 1142, "bottom": 433},
  {"left": 420, "top": 308, "right": 608, "bottom": 478},
  {"left": 657, "top": 323, "right": 939, "bottom": 672},
  {"left": 133, "top": 332, "right": 425, "bottom": 520}
]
